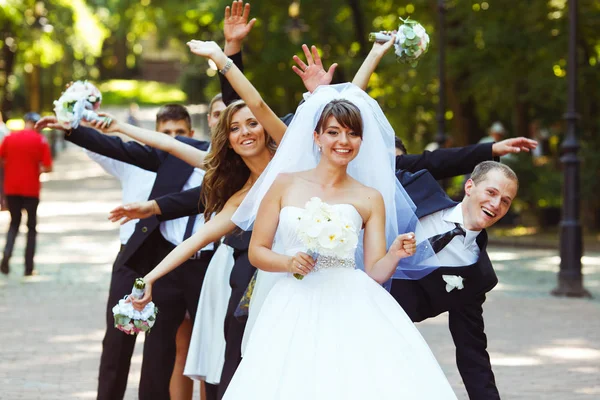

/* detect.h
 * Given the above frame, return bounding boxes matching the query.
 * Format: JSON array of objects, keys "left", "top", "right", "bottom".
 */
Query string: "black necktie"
[
  {"left": 183, "top": 215, "right": 196, "bottom": 241},
  {"left": 428, "top": 223, "right": 466, "bottom": 254}
]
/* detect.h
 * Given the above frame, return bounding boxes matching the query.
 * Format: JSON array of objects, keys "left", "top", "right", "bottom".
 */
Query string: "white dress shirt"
[
  {"left": 160, "top": 168, "right": 213, "bottom": 250},
  {"left": 416, "top": 203, "right": 481, "bottom": 267},
  {"left": 85, "top": 150, "right": 156, "bottom": 245}
]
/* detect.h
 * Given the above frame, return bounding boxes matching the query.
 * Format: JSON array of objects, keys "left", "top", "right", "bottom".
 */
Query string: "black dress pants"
[{"left": 2, "top": 195, "right": 39, "bottom": 273}]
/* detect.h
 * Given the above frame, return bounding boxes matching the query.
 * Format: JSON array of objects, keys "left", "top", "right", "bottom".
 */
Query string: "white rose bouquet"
[
  {"left": 369, "top": 17, "right": 430, "bottom": 67},
  {"left": 112, "top": 278, "right": 158, "bottom": 335},
  {"left": 294, "top": 197, "right": 358, "bottom": 279},
  {"left": 53, "top": 80, "right": 110, "bottom": 128}
]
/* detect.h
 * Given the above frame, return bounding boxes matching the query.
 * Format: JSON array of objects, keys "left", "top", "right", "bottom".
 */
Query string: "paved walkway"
[{"left": 1, "top": 146, "right": 599, "bottom": 399}]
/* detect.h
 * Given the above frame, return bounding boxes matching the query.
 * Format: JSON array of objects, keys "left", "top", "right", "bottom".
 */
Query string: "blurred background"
[{"left": 1, "top": 0, "right": 599, "bottom": 235}]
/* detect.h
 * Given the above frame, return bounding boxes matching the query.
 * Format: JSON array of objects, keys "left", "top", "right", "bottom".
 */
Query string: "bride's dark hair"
[
  {"left": 315, "top": 99, "right": 363, "bottom": 138},
  {"left": 201, "top": 100, "right": 276, "bottom": 220}
]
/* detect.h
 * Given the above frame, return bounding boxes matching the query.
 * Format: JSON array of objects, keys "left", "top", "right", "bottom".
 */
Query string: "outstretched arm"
[
  {"left": 188, "top": 40, "right": 287, "bottom": 145},
  {"left": 130, "top": 199, "right": 239, "bottom": 310},
  {"left": 352, "top": 36, "right": 395, "bottom": 90},
  {"left": 397, "top": 138, "right": 537, "bottom": 180},
  {"left": 83, "top": 116, "right": 207, "bottom": 169}
]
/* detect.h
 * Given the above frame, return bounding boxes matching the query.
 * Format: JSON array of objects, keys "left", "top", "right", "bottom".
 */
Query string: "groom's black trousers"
[{"left": 97, "top": 230, "right": 211, "bottom": 400}]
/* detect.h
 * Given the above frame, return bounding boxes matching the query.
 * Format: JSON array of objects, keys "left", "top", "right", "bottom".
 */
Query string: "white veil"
[{"left": 232, "top": 83, "right": 437, "bottom": 277}]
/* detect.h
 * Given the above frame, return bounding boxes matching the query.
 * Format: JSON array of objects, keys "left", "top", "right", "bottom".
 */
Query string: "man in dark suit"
[
  {"left": 36, "top": 106, "right": 213, "bottom": 400},
  {"left": 392, "top": 161, "right": 519, "bottom": 400}
]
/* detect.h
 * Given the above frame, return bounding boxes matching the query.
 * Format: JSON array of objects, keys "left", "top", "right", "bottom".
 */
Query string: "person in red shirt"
[{"left": 0, "top": 112, "right": 52, "bottom": 276}]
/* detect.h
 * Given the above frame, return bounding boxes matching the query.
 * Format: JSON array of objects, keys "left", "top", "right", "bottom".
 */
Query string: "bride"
[{"left": 222, "top": 84, "right": 457, "bottom": 399}]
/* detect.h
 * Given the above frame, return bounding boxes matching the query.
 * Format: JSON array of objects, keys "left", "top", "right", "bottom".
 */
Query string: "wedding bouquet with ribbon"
[
  {"left": 294, "top": 197, "right": 358, "bottom": 280},
  {"left": 53, "top": 80, "right": 110, "bottom": 128},
  {"left": 112, "top": 278, "right": 158, "bottom": 335},
  {"left": 369, "top": 17, "right": 430, "bottom": 67}
]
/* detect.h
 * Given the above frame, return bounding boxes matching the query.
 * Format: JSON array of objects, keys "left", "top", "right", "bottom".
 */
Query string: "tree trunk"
[{"left": 346, "top": 0, "right": 368, "bottom": 58}]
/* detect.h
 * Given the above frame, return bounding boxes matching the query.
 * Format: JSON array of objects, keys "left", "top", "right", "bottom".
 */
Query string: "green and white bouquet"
[
  {"left": 369, "top": 17, "right": 430, "bottom": 67},
  {"left": 112, "top": 278, "right": 158, "bottom": 335},
  {"left": 294, "top": 197, "right": 358, "bottom": 279},
  {"left": 53, "top": 80, "right": 110, "bottom": 128}
]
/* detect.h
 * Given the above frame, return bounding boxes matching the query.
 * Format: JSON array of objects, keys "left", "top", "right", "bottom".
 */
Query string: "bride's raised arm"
[
  {"left": 187, "top": 40, "right": 287, "bottom": 145},
  {"left": 351, "top": 35, "right": 395, "bottom": 91}
]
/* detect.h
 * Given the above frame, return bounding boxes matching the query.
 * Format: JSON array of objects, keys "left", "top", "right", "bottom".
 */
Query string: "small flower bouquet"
[
  {"left": 294, "top": 197, "right": 358, "bottom": 279},
  {"left": 112, "top": 278, "right": 158, "bottom": 335},
  {"left": 369, "top": 17, "right": 430, "bottom": 67},
  {"left": 53, "top": 80, "right": 109, "bottom": 128}
]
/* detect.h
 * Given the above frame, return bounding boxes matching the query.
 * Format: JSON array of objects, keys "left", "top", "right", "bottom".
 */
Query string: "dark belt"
[{"left": 189, "top": 249, "right": 215, "bottom": 261}]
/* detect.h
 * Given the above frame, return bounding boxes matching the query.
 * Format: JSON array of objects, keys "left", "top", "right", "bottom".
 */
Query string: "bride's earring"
[{"left": 318, "top": 146, "right": 322, "bottom": 152}]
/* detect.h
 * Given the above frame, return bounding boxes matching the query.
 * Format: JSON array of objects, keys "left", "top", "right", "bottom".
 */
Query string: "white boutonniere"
[{"left": 442, "top": 275, "right": 464, "bottom": 293}]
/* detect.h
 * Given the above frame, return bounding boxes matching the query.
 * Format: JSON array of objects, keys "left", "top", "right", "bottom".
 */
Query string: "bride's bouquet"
[
  {"left": 112, "top": 278, "right": 158, "bottom": 335},
  {"left": 53, "top": 80, "right": 110, "bottom": 128},
  {"left": 294, "top": 197, "right": 358, "bottom": 279},
  {"left": 369, "top": 17, "right": 430, "bottom": 67}
]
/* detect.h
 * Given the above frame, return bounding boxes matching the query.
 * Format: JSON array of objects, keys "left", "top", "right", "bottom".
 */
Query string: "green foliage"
[{"left": 98, "top": 79, "right": 186, "bottom": 105}]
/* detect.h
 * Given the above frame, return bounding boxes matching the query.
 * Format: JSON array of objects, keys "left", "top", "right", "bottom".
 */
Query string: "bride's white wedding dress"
[{"left": 223, "top": 203, "right": 457, "bottom": 399}]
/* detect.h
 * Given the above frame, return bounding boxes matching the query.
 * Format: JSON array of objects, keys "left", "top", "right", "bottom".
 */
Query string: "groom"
[{"left": 392, "top": 160, "right": 518, "bottom": 400}]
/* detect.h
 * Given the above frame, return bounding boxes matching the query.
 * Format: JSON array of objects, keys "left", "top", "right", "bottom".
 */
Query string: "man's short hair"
[
  {"left": 208, "top": 93, "right": 223, "bottom": 114},
  {"left": 24, "top": 112, "right": 41, "bottom": 123},
  {"left": 471, "top": 161, "right": 519, "bottom": 188},
  {"left": 395, "top": 137, "right": 407, "bottom": 154},
  {"left": 156, "top": 104, "right": 191, "bottom": 129}
]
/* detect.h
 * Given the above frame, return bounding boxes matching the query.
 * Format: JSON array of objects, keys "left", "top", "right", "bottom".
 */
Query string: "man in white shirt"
[{"left": 392, "top": 161, "right": 519, "bottom": 400}]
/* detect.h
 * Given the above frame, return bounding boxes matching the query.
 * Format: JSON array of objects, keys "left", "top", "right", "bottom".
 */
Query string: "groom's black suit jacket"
[{"left": 391, "top": 169, "right": 500, "bottom": 400}]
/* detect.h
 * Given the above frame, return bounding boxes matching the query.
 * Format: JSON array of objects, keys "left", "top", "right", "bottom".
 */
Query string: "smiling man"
[{"left": 392, "top": 161, "right": 518, "bottom": 400}]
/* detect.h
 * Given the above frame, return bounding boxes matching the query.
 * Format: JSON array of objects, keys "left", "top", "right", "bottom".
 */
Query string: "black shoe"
[
  {"left": 0, "top": 260, "right": 8, "bottom": 275},
  {"left": 24, "top": 269, "right": 38, "bottom": 277}
]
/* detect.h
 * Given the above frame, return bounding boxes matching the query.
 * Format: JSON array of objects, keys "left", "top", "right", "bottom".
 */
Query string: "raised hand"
[
  {"left": 109, "top": 200, "right": 160, "bottom": 225},
  {"left": 389, "top": 233, "right": 416, "bottom": 259},
  {"left": 35, "top": 116, "right": 70, "bottom": 131},
  {"left": 187, "top": 40, "right": 227, "bottom": 66},
  {"left": 292, "top": 44, "right": 338, "bottom": 93},
  {"left": 369, "top": 33, "right": 396, "bottom": 58},
  {"left": 224, "top": 1, "right": 256, "bottom": 46},
  {"left": 492, "top": 137, "right": 538, "bottom": 156}
]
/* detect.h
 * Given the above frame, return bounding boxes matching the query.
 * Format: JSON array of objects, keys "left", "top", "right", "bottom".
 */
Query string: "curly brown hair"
[{"left": 201, "top": 100, "right": 276, "bottom": 220}]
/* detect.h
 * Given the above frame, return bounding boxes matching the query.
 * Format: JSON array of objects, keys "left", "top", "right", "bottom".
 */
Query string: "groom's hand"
[{"left": 492, "top": 137, "right": 538, "bottom": 157}]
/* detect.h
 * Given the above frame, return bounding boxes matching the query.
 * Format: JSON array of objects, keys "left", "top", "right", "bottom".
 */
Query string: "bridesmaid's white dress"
[
  {"left": 223, "top": 203, "right": 457, "bottom": 399},
  {"left": 184, "top": 243, "right": 235, "bottom": 384}
]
